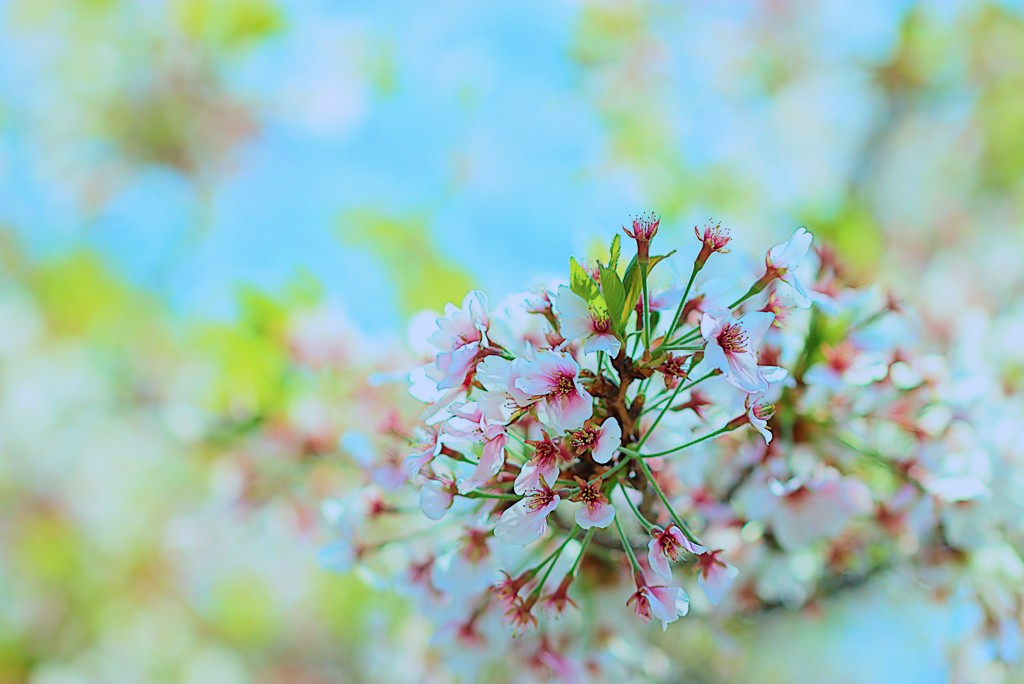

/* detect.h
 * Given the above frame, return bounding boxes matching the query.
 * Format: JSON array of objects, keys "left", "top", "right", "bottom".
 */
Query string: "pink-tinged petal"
[
  {"left": 583, "top": 332, "right": 621, "bottom": 357},
  {"left": 700, "top": 308, "right": 729, "bottom": 341},
  {"left": 403, "top": 450, "right": 434, "bottom": 479},
  {"left": 702, "top": 339, "right": 729, "bottom": 375},
  {"left": 724, "top": 351, "right": 768, "bottom": 393},
  {"left": 779, "top": 270, "right": 812, "bottom": 309},
  {"left": 647, "top": 585, "right": 689, "bottom": 629},
  {"left": 678, "top": 534, "right": 708, "bottom": 556},
  {"left": 751, "top": 415, "right": 772, "bottom": 444},
  {"left": 770, "top": 484, "right": 854, "bottom": 551},
  {"left": 459, "top": 434, "right": 507, "bottom": 494},
  {"left": 543, "top": 387, "right": 594, "bottom": 433},
  {"left": 698, "top": 561, "right": 740, "bottom": 605},
  {"left": 420, "top": 480, "right": 455, "bottom": 520},
  {"left": 591, "top": 418, "right": 622, "bottom": 464},
  {"left": 513, "top": 459, "right": 559, "bottom": 496},
  {"left": 575, "top": 500, "right": 615, "bottom": 530},
  {"left": 477, "top": 356, "right": 534, "bottom": 407},
  {"left": 647, "top": 539, "right": 673, "bottom": 581},
  {"left": 767, "top": 227, "right": 813, "bottom": 270},
  {"left": 494, "top": 495, "right": 560, "bottom": 546},
  {"left": 552, "top": 285, "right": 593, "bottom": 341},
  {"left": 736, "top": 311, "right": 775, "bottom": 349},
  {"left": 436, "top": 341, "right": 480, "bottom": 390},
  {"left": 515, "top": 373, "right": 559, "bottom": 397},
  {"left": 760, "top": 365, "right": 789, "bottom": 384},
  {"left": 464, "top": 290, "right": 490, "bottom": 329}
]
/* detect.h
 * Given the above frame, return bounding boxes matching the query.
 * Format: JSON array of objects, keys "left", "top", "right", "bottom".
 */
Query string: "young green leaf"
[
  {"left": 599, "top": 265, "right": 626, "bottom": 334},
  {"left": 570, "top": 256, "right": 601, "bottom": 303},
  {"left": 621, "top": 256, "right": 643, "bottom": 328},
  {"left": 609, "top": 234, "right": 621, "bottom": 272}
]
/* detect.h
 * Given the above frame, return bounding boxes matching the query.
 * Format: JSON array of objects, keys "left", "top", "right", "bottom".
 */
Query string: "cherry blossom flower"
[
  {"left": 571, "top": 476, "right": 615, "bottom": 529},
  {"left": 431, "top": 291, "right": 490, "bottom": 390},
  {"left": 764, "top": 227, "right": 813, "bottom": 305},
  {"left": 694, "top": 220, "right": 731, "bottom": 268},
  {"left": 568, "top": 417, "right": 622, "bottom": 464},
  {"left": 695, "top": 550, "right": 740, "bottom": 605},
  {"left": 551, "top": 285, "right": 621, "bottom": 356},
  {"left": 627, "top": 571, "right": 690, "bottom": 630},
  {"left": 403, "top": 426, "right": 443, "bottom": 478},
  {"left": 657, "top": 353, "right": 690, "bottom": 389},
  {"left": 505, "top": 597, "right": 539, "bottom": 635},
  {"left": 514, "top": 435, "right": 565, "bottom": 495},
  {"left": 762, "top": 474, "right": 872, "bottom": 551},
  {"left": 541, "top": 575, "right": 579, "bottom": 616},
  {"left": 700, "top": 307, "right": 776, "bottom": 393},
  {"left": 494, "top": 480, "right": 561, "bottom": 546},
  {"left": 514, "top": 350, "right": 593, "bottom": 433},
  {"left": 803, "top": 341, "right": 890, "bottom": 389},
  {"left": 647, "top": 523, "right": 707, "bottom": 581},
  {"left": 420, "top": 477, "right": 456, "bottom": 520},
  {"left": 458, "top": 427, "right": 508, "bottom": 494},
  {"left": 623, "top": 212, "right": 660, "bottom": 261},
  {"left": 495, "top": 569, "right": 536, "bottom": 608},
  {"left": 745, "top": 394, "right": 775, "bottom": 445}
]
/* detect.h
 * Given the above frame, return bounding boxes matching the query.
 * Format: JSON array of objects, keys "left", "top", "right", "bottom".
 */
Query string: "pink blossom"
[
  {"left": 623, "top": 213, "right": 660, "bottom": 261},
  {"left": 552, "top": 285, "right": 621, "bottom": 356},
  {"left": 694, "top": 220, "right": 731, "bottom": 268},
  {"left": 432, "top": 529, "right": 498, "bottom": 597},
  {"left": 745, "top": 394, "right": 775, "bottom": 445},
  {"left": 803, "top": 341, "right": 889, "bottom": 390},
  {"left": 569, "top": 418, "right": 622, "bottom": 464},
  {"left": 695, "top": 550, "right": 740, "bottom": 605},
  {"left": 403, "top": 426, "right": 443, "bottom": 478},
  {"left": 431, "top": 291, "right": 490, "bottom": 389},
  {"left": 440, "top": 402, "right": 511, "bottom": 494},
  {"left": 420, "top": 478, "right": 456, "bottom": 520},
  {"left": 700, "top": 307, "right": 776, "bottom": 393},
  {"left": 458, "top": 427, "right": 508, "bottom": 494},
  {"left": 628, "top": 571, "right": 689, "bottom": 630},
  {"left": 647, "top": 524, "right": 707, "bottom": 581},
  {"left": 765, "top": 475, "right": 872, "bottom": 551},
  {"left": 495, "top": 480, "right": 561, "bottom": 546},
  {"left": 541, "top": 575, "right": 579, "bottom": 616},
  {"left": 514, "top": 350, "right": 594, "bottom": 433},
  {"left": 571, "top": 476, "right": 615, "bottom": 529},
  {"left": 765, "top": 227, "right": 813, "bottom": 305},
  {"left": 494, "top": 569, "right": 535, "bottom": 608},
  {"left": 514, "top": 436, "right": 565, "bottom": 495},
  {"left": 476, "top": 355, "right": 535, "bottom": 410}
]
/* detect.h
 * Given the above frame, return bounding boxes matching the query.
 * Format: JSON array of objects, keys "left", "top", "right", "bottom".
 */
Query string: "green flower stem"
[
  {"left": 632, "top": 455, "right": 701, "bottom": 543},
  {"left": 464, "top": 491, "right": 520, "bottom": 500},
  {"left": 529, "top": 526, "right": 580, "bottom": 598},
  {"left": 619, "top": 482, "right": 654, "bottom": 532},
  {"left": 613, "top": 513, "right": 642, "bottom": 571},
  {"left": 638, "top": 370, "right": 717, "bottom": 416},
  {"left": 567, "top": 528, "right": 596, "bottom": 577},
  {"left": 635, "top": 424, "right": 734, "bottom": 460},
  {"left": 665, "top": 260, "right": 701, "bottom": 341}
]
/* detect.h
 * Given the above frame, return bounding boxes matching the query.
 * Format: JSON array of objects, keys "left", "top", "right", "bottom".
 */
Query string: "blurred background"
[{"left": 2, "top": 0, "right": 1023, "bottom": 682}]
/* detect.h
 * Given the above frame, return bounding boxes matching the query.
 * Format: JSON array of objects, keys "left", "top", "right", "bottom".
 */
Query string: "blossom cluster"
[{"left": 320, "top": 215, "right": 1024, "bottom": 680}]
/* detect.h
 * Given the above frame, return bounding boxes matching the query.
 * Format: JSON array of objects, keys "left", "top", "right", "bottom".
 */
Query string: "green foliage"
[
  {"left": 173, "top": 0, "right": 286, "bottom": 51},
  {"left": 599, "top": 265, "right": 627, "bottom": 334},
  {"left": 208, "top": 575, "right": 279, "bottom": 646},
  {"left": 608, "top": 233, "right": 621, "bottom": 271}
]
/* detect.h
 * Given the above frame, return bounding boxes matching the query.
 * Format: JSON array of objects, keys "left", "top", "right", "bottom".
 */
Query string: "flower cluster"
[{"left": 320, "top": 216, "right": 1024, "bottom": 680}]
